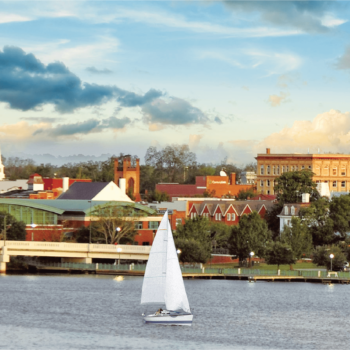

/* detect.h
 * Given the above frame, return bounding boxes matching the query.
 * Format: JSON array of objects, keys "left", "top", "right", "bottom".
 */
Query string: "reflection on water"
[{"left": 0, "top": 274, "right": 350, "bottom": 350}]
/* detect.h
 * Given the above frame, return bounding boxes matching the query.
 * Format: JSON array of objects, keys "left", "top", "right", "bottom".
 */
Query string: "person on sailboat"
[{"left": 155, "top": 308, "right": 163, "bottom": 315}]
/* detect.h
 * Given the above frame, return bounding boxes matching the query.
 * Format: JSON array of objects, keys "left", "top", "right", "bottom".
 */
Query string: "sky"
[{"left": 1, "top": 0, "right": 350, "bottom": 165}]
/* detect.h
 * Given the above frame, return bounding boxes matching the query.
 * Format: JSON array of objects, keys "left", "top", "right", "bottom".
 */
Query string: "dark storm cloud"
[
  {"left": 336, "top": 46, "right": 350, "bottom": 69},
  {"left": 85, "top": 66, "right": 113, "bottom": 74},
  {"left": 222, "top": 0, "right": 341, "bottom": 33},
  {"left": 0, "top": 46, "right": 161, "bottom": 113},
  {"left": 33, "top": 116, "right": 131, "bottom": 137},
  {"left": 141, "top": 97, "right": 209, "bottom": 125}
]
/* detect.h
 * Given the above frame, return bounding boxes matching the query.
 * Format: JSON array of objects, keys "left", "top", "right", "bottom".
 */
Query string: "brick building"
[
  {"left": 156, "top": 173, "right": 254, "bottom": 200},
  {"left": 114, "top": 155, "right": 141, "bottom": 201},
  {"left": 256, "top": 148, "right": 350, "bottom": 195}
]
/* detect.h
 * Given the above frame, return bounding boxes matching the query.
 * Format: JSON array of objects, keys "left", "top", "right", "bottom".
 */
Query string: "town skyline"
[{"left": 1, "top": 1, "right": 350, "bottom": 164}]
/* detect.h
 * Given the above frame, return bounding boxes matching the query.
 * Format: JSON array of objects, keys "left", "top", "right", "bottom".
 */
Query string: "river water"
[{"left": 0, "top": 274, "right": 349, "bottom": 350}]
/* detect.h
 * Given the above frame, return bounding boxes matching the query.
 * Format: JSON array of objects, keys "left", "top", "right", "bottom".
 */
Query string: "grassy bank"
[{"left": 204, "top": 262, "right": 325, "bottom": 270}]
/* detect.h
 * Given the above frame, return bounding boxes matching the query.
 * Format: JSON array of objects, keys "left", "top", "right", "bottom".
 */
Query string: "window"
[
  {"left": 190, "top": 212, "right": 197, "bottom": 219},
  {"left": 215, "top": 213, "right": 222, "bottom": 221},
  {"left": 333, "top": 181, "right": 337, "bottom": 188},
  {"left": 134, "top": 222, "right": 143, "bottom": 230},
  {"left": 260, "top": 165, "right": 264, "bottom": 175},
  {"left": 342, "top": 181, "right": 346, "bottom": 188},
  {"left": 333, "top": 167, "right": 337, "bottom": 176},
  {"left": 286, "top": 166, "right": 289, "bottom": 172},
  {"left": 291, "top": 166, "right": 294, "bottom": 171},
  {"left": 295, "top": 166, "right": 298, "bottom": 171},
  {"left": 315, "top": 165, "right": 320, "bottom": 176},
  {"left": 227, "top": 213, "right": 231, "bottom": 221},
  {"left": 273, "top": 166, "right": 275, "bottom": 175},
  {"left": 267, "top": 190, "right": 270, "bottom": 195},
  {"left": 202, "top": 213, "right": 209, "bottom": 219},
  {"left": 267, "top": 179, "right": 270, "bottom": 187},
  {"left": 277, "top": 166, "right": 280, "bottom": 175},
  {"left": 267, "top": 165, "right": 270, "bottom": 175},
  {"left": 301, "top": 165, "right": 305, "bottom": 170},
  {"left": 232, "top": 213, "right": 236, "bottom": 221},
  {"left": 284, "top": 206, "right": 288, "bottom": 215},
  {"left": 260, "top": 180, "right": 264, "bottom": 187},
  {"left": 291, "top": 206, "right": 295, "bottom": 216},
  {"left": 323, "top": 165, "right": 329, "bottom": 176},
  {"left": 341, "top": 168, "right": 346, "bottom": 176},
  {"left": 142, "top": 242, "right": 150, "bottom": 246},
  {"left": 176, "top": 218, "right": 182, "bottom": 226},
  {"left": 148, "top": 221, "right": 159, "bottom": 229},
  {"left": 309, "top": 165, "right": 312, "bottom": 170},
  {"left": 282, "top": 166, "right": 285, "bottom": 173}
]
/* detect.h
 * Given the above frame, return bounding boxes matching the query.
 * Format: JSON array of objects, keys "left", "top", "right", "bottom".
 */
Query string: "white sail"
[
  {"left": 141, "top": 211, "right": 191, "bottom": 313},
  {"left": 165, "top": 223, "right": 191, "bottom": 313},
  {"left": 140, "top": 212, "right": 169, "bottom": 305}
]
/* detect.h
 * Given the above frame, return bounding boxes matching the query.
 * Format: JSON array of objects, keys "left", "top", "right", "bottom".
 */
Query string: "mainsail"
[{"left": 141, "top": 211, "right": 190, "bottom": 313}]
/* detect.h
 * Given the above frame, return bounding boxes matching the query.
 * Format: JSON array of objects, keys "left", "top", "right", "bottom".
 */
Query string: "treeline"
[{"left": 2, "top": 145, "right": 256, "bottom": 195}]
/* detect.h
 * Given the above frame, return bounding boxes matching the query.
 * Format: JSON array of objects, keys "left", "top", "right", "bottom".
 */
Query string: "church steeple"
[{"left": 0, "top": 147, "right": 5, "bottom": 181}]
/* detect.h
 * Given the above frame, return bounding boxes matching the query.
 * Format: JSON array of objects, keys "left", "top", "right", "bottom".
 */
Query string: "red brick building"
[
  {"left": 114, "top": 156, "right": 141, "bottom": 201},
  {"left": 156, "top": 173, "right": 255, "bottom": 200}
]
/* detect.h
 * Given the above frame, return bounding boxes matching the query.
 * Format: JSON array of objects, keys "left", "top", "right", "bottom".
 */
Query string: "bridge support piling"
[{"left": 0, "top": 247, "right": 9, "bottom": 273}]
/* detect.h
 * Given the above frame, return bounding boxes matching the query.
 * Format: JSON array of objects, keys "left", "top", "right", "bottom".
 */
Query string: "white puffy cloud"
[{"left": 255, "top": 109, "right": 350, "bottom": 154}]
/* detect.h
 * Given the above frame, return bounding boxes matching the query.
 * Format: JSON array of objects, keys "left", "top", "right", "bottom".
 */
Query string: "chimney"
[
  {"left": 266, "top": 148, "right": 271, "bottom": 154},
  {"left": 301, "top": 193, "right": 310, "bottom": 203},
  {"left": 119, "top": 178, "right": 126, "bottom": 193},
  {"left": 230, "top": 173, "right": 236, "bottom": 185},
  {"left": 62, "top": 177, "right": 69, "bottom": 193}
]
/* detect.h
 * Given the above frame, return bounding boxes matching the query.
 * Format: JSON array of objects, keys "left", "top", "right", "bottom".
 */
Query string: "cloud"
[
  {"left": 189, "top": 134, "right": 203, "bottom": 148},
  {"left": 141, "top": 97, "right": 209, "bottom": 125},
  {"left": 0, "top": 13, "right": 32, "bottom": 24},
  {"left": 336, "top": 46, "right": 350, "bottom": 70},
  {"left": 267, "top": 92, "right": 289, "bottom": 107},
  {"left": 222, "top": 1, "right": 345, "bottom": 33},
  {"left": 21, "top": 117, "right": 61, "bottom": 123},
  {"left": 0, "top": 121, "right": 49, "bottom": 140},
  {"left": 214, "top": 116, "right": 223, "bottom": 124},
  {"left": 255, "top": 109, "right": 350, "bottom": 154},
  {"left": 33, "top": 117, "right": 131, "bottom": 137},
  {"left": 86, "top": 66, "right": 113, "bottom": 74},
  {"left": 0, "top": 46, "right": 161, "bottom": 113}
]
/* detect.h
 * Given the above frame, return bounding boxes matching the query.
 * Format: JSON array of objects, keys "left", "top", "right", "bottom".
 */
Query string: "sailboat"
[{"left": 141, "top": 211, "right": 193, "bottom": 326}]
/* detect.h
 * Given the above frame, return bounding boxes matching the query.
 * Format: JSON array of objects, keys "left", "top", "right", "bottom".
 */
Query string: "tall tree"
[
  {"left": 265, "top": 241, "right": 296, "bottom": 269},
  {"left": 0, "top": 212, "right": 27, "bottom": 241},
  {"left": 280, "top": 217, "right": 312, "bottom": 260},
  {"left": 274, "top": 170, "right": 319, "bottom": 204},
  {"left": 228, "top": 212, "right": 271, "bottom": 261},
  {"left": 313, "top": 245, "right": 346, "bottom": 270}
]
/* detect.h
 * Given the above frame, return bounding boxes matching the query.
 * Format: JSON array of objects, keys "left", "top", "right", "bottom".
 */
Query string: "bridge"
[{"left": 0, "top": 241, "right": 151, "bottom": 272}]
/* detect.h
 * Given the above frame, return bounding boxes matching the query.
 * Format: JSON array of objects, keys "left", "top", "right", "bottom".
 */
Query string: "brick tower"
[{"left": 114, "top": 155, "right": 141, "bottom": 201}]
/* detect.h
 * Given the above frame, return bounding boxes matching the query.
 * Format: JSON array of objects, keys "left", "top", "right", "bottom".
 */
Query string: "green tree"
[
  {"left": 174, "top": 217, "right": 212, "bottom": 262},
  {"left": 0, "top": 212, "right": 27, "bottom": 241},
  {"left": 176, "top": 239, "right": 211, "bottom": 264},
  {"left": 236, "top": 188, "right": 256, "bottom": 200},
  {"left": 74, "top": 225, "right": 100, "bottom": 243},
  {"left": 265, "top": 202, "right": 284, "bottom": 240},
  {"left": 301, "top": 198, "right": 340, "bottom": 246},
  {"left": 265, "top": 241, "right": 296, "bottom": 269},
  {"left": 281, "top": 217, "right": 312, "bottom": 260},
  {"left": 329, "top": 195, "right": 350, "bottom": 238},
  {"left": 274, "top": 170, "right": 319, "bottom": 204},
  {"left": 228, "top": 212, "right": 271, "bottom": 262},
  {"left": 313, "top": 245, "right": 346, "bottom": 270}
]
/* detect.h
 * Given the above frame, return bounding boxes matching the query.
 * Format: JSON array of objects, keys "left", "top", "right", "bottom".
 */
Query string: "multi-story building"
[{"left": 256, "top": 148, "right": 350, "bottom": 195}]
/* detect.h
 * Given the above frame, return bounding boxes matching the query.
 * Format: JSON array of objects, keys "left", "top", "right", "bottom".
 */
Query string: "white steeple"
[{"left": 0, "top": 147, "right": 5, "bottom": 181}]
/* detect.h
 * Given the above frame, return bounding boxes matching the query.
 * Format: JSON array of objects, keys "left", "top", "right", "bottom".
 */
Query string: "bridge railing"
[{"left": 0, "top": 240, "right": 151, "bottom": 255}]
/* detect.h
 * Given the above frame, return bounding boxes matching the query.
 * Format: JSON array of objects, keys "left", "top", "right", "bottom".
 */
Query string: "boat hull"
[{"left": 144, "top": 313, "right": 193, "bottom": 326}]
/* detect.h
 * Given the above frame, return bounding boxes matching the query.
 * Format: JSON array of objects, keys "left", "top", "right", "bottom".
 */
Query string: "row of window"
[
  {"left": 316, "top": 180, "right": 348, "bottom": 188},
  {"left": 314, "top": 166, "right": 347, "bottom": 176},
  {"left": 191, "top": 212, "right": 236, "bottom": 221},
  {"left": 260, "top": 180, "right": 274, "bottom": 187},
  {"left": 260, "top": 165, "right": 312, "bottom": 175},
  {"left": 0, "top": 204, "right": 57, "bottom": 225},
  {"left": 260, "top": 179, "right": 349, "bottom": 188}
]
